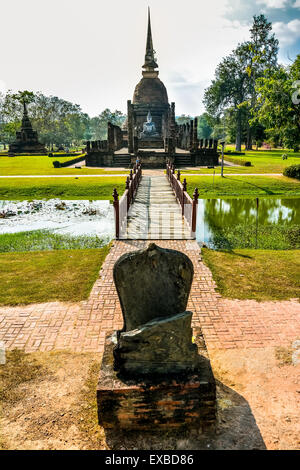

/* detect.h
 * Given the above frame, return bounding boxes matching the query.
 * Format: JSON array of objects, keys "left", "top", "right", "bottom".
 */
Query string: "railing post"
[
  {"left": 126, "top": 177, "right": 130, "bottom": 211},
  {"left": 192, "top": 187, "right": 199, "bottom": 234},
  {"left": 129, "top": 170, "right": 133, "bottom": 206},
  {"left": 182, "top": 178, "right": 187, "bottom": 217},
  {"left": 113, "top": 188, "right": 119, "bottom": 239},
  {"left": 177, "top": 170, "right": 181, "bottom": 181}
]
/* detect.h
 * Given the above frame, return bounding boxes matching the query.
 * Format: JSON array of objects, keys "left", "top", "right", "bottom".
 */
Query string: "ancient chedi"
[
  {"left": 85, "top": 8, "right": 219, "bottom": 168},
  {"left": 97, "top": 244, "right": 216, "bottom": 430},
  {"left": 9, "top": 101, "right": 47, "bottom": 156},
  {"left": 127, "top": 8, "right": 170, "bottom": 152}
]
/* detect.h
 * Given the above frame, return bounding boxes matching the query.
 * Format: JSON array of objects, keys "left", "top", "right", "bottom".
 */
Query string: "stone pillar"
[
  {"left": 107, "top": 122, "right": 114, "bottom": 153},
  {"left": 183, "top": 124, "right": 187, "bottom": 150},
  {"left": 168, "top": 102, "right": 176, "bottom": 156},
  {"left": 193, "top": 118, "right": 198, "bottom": 151},
  {"left": 127, "top": 100, "right": 134, "bottom": 154},
  {"left": 189, "top": 120, "right": 193, "bottom": 151}
]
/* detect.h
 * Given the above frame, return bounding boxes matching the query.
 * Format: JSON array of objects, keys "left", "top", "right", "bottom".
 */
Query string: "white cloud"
[
  {"left": 273, "top": 19, "right": 300, "bottom": 45},
  {"left": 293, "top": 0, "right": 300, "bottom": 7},
  {"left": 256, "top": 0, "right": 289, "bottom": 7}
]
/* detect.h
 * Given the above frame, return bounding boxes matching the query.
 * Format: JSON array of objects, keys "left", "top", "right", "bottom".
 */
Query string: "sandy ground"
[{"left": 0, "top": 345, "right": 299, "bottom": 450}]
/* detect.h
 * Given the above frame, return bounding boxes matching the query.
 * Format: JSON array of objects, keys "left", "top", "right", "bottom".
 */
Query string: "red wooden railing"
[
  {"left": 166, "top": 161, "right": 199, "bottom": 235},
  {"left": 113, "top": 163, "right": 142, "bottom": 239}
]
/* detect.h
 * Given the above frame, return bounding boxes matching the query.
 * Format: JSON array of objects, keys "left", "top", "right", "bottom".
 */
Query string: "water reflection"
[
  {"left": 196, "top": 198, "right": 300, "bottom": 246},
  {"left": 0, "top": 197, "right": 299, "bottom": 248}
]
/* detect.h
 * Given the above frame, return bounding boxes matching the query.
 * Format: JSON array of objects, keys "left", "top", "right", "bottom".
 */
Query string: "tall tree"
[
  {"left": 203, "top": 14, "right": 278, "bottom": 151},
  {"left": 89, "top": 109, "right": 126, "bottom": 140},
  {"left": 197, "top": 113, "right": 213, "bottom": 139},
  {"left": 239, "top": 15, "right": 279, "bottom": 149},
  {"left": 255, "top": 55, "right": 300, "bottom": 151},
  {"left": 203, "top": 52, "right": 248, "bottom": 151}
]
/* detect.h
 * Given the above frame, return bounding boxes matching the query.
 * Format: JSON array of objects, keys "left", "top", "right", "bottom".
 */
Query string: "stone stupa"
[{"left": 9, "top": 101, "right": 47, "bottom": 155}]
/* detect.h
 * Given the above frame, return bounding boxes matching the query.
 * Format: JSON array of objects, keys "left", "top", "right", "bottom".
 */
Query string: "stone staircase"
[
  {"left": 175, "top": 154, "right": 192, "bottom": 167},
  {"left": 113, "top": 154, "right": 131, "bottom": 167}
]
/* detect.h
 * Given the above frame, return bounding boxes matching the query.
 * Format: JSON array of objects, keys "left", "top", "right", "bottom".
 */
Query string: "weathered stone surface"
[
  {"left": 113, "top": 243, "right": 196, "bottom": 376},
  {"left": 133, "top": 77, "right": 169, "bottom": 105},
  {"left": 115, "top": 311, "right": 198, "bottom": 376},
  {"left": 97, "top": 329, "right": 216, "bottom": 430},
  {"left": 113, "top": 243, "right": 194, "bottom": 331}
]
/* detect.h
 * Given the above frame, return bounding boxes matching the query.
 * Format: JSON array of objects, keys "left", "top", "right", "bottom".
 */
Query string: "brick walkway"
[{"left": 0, "top": 240, "right": 299, "bottom": 353}]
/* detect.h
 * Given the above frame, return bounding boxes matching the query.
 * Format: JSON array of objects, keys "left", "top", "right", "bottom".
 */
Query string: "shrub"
[
  {"left": 224, "top": 151, "right": 246, "bottom": 156},
  {"left": 283, "top": 164, "right": 300, "bottom": 180},
  {"left": 225, "top": 157, "right": 252, "bottom": 166}
]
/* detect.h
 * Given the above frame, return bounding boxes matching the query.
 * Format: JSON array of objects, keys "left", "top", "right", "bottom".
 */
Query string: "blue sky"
[
  {"left": 0, "top": 0, "right": 299, "bottom": 116},
  {"left": 225, "top": 0, "right": 300, "bottom": 62}
]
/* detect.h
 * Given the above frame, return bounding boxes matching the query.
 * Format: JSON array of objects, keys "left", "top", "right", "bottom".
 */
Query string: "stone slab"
[{"left": 97, "top": 328, "right": 216, "bottom": 430}]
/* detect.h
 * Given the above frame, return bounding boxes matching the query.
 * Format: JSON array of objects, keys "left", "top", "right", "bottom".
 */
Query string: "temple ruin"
[
  {"left": 86, "top": 9, "right": 219, "bottom": 168},
  {"left": 9, "top": 101, "right": 47, "bottom": 156}
]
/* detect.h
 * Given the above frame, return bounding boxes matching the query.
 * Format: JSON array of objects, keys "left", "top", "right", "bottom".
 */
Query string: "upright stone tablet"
[
  {"left": 97, "top": 243, "right": 216, "bottom": 431},
  {"left": 113, "top": 243, "right": 198, "bottom": 376}
]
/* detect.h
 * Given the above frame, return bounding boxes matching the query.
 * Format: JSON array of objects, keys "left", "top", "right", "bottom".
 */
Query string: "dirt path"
[{"left": 1, "top": 347, "right": 299, "bottom": 450}]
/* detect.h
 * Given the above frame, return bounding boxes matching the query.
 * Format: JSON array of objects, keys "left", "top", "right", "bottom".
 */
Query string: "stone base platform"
[
  {"left": 135, "top": 151, "right": 168, "bottom": 168},
  {"left": 97, "top": 328, "right": 216, "bottom": 430}
]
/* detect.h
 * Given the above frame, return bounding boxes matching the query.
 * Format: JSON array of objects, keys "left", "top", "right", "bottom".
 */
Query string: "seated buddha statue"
[{"left": 140, "top": 110, "right": 159, "bottom": 138}]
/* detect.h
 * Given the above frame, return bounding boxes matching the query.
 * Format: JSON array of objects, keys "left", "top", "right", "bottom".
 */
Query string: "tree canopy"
[
  {"left": 0, "top": 91, "right": 126, "bottom": 149},
  {"left": 203, "top": 14, "right": 282, "bottom": 151},
  {"left": 255, "top": 55, "right": 300, "bottom": 151}
]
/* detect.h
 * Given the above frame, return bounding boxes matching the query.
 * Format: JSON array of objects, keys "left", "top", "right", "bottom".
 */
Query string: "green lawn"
[
  {"left": 202, "top": 248, "right": 300, "bottom": 301},
  {"left": 0, "top": 154, "right": 128, "bottom": 176},
  {"left": 0, "top": 246, "right": 110, "bottom": 305},
  {"left": 185, "top": 174, "right": 300, "bottom": 198},
  {"left": 1, "top": 165, "right": 299, "bottom": 201},
  {"left": 0, "top": 176, "right": 126, "bottom": 200},
  {"left": 182, "top": 149, "right": 300, "bottom": 174},
  {"left": 0, "top": 230, "right": 109, "bottom": 252}
]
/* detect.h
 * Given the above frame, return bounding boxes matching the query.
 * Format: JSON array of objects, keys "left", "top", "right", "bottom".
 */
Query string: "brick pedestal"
[{"left": 97, "top": 328, "right": 216, "bottom": 430}]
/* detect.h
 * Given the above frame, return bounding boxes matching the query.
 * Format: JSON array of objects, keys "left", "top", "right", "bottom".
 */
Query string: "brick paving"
[{"left": 0, "top": 240, "right": 299, "bottom": 353}]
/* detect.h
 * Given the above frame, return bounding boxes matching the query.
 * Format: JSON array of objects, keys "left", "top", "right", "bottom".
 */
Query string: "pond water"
[
  {"left": 0, "top": 198, "right": 299, "bottom": 247},
  {"left": 0, "top": 199, "right": 114, "bottom": 238},
  {"left": 196, "top": 197, "right": 300, "bottom": 246}
]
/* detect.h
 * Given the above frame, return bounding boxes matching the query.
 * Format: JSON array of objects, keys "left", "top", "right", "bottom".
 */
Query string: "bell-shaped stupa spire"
[{"left": 142, "top": 7, "right": 158, "bottom": 71}]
